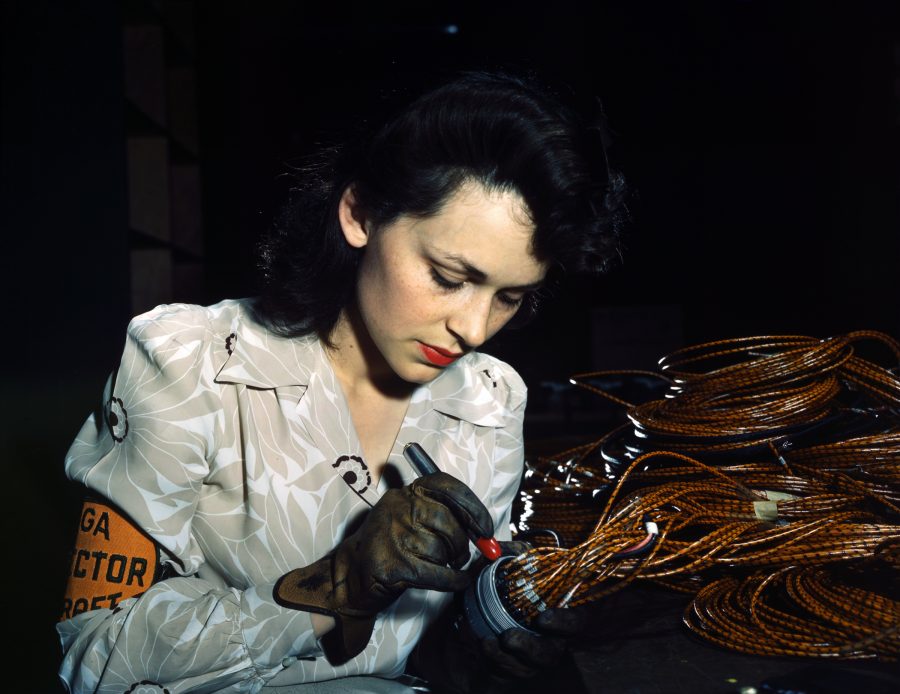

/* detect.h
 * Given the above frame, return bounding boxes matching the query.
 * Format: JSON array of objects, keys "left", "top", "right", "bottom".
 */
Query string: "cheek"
[
  {"left": 358, "top": 255, "right": 434, "bottom": 328},
  {"left": 392, "top": 277, "right": 441, "bottom": 325}
]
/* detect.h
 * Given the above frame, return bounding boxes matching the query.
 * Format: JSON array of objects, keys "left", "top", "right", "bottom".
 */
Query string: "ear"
[{"left": 338, "top": 185, "right": 369, "bottom": 249}]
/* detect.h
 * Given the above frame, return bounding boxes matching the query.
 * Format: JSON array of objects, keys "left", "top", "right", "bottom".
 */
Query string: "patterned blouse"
[{"left": 57, "top": 299, "right": 526, "bottom": 693}]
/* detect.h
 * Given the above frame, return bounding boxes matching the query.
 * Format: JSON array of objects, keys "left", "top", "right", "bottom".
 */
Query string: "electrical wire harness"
[{"left": 507, "top": 331, "right": 900, "bottom": 660}]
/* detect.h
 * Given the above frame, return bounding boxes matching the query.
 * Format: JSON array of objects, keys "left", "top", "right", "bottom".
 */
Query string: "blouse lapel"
[
  {"left": 388, "top": 355, "right": 511, "bottom": 499},
  {"left": 294, "top": 341, "right": 382, "bottom": 507},
  {"left": 213, "top": 305, "right": 511, "bottom": 510}
]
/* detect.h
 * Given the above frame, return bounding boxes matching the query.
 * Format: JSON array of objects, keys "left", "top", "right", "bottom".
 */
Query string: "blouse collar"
[{"left": 214, "top": 302, "right": 511, "bottom": 427}]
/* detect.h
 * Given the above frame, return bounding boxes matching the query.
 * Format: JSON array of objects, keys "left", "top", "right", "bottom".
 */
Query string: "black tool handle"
[{"left": 403, "top": 442, "right": 440, "bottom": 476}]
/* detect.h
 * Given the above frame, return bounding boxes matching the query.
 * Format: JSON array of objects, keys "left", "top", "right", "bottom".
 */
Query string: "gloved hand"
[
  {"left": 479, "top": 607, "right": 588, "bottom": 680},
  {"left": 408, "top": 541, "right": 589, "bottom": 693},
  {"left": 274, "top": 471, "right": 494, "bottom": 663}
]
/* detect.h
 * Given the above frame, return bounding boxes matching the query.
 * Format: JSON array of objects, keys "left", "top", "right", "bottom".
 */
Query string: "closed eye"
[
  {"left": 496, "top": 292, "right": 525, "bottom": 308},
  {"left": 430, "top": 268, "right": 527, "bottom": 309},
  {"left": 430, "top": 267, "right": 464, "bottom": 290}
]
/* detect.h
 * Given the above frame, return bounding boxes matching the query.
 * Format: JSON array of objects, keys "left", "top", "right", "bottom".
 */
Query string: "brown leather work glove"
[
  {"left": 274, "top": 471, "right": 494, "bottom": 664},
  {"left": 478, "top": 607, "right": 588, "bottom": 680}
]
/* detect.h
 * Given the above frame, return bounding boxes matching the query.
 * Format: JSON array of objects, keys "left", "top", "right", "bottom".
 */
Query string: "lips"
[{"left": 418, "top": 342, "right": 463, "bottom": 367}]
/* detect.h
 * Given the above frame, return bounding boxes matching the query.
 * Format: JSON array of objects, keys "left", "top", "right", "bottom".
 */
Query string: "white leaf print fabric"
[{"left": 58, "top": 299, "right": 526, "bottom": 694}]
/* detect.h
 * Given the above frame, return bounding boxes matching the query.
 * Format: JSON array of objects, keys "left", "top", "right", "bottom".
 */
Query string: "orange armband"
[{"left": 60, "top": 496, "right": 165, "bottom": 621}]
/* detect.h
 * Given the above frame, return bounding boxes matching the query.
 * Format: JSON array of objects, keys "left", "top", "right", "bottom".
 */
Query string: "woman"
[{"left": 57, "top": 71, "right": 626, "bottom": 693}]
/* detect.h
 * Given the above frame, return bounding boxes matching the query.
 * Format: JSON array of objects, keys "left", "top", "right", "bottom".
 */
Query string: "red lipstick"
[{"left": 419, "top": 342, "right": 462, "bottom": 367}]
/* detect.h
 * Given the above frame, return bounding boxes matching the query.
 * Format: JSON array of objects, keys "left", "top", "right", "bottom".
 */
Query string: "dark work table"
[
  {"left": 519, "top": 585, "right": 899, "bottom": 694},
  {"left": 39, "top": 582, "right": 899, "bottom": 694},
  {"left": 575, "top": 586, "right": 900, "bottom": 694}
]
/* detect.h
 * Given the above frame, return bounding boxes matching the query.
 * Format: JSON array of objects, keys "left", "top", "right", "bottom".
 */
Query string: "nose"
[{"left": 446, "top": 293, "right": 494, "bottom": 350}]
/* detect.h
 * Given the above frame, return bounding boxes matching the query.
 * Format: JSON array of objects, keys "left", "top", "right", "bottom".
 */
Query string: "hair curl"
[{"left": 255, "top": 70, "right": 628, "bottom": 342}]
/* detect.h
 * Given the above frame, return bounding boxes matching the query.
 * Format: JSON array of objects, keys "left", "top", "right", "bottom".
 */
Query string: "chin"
[{"left": 394, "top": 362, "right": 444, "bottom": 386}]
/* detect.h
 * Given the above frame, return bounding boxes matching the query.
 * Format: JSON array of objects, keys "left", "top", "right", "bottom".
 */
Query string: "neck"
[{"left": 325, "top": 304, "right": 413, "bottom": 400}]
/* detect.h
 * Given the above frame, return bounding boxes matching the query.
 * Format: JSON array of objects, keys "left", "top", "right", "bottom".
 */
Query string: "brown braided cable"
[
  {"left": 507, "top": 452, "right": 897, "bottom": 600},
  {"left": 504, "top": 331, "right": 899, "bottom": 660},
  {"left": 566, "top": 331, "right": 899, "bottom": 454},
  {"left": 684, "top": 566, "right": 899, "bottom": 659},
  {"left": 504, "top": 450, "right": 899, "bottom": 656},
  {"left": 520, "top": 333, "right": 899, "bottom": 532}
]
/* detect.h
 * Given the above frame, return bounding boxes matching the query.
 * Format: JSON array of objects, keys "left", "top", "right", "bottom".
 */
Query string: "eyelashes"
[
  {"left": 429, "top": 268, "right": 524, "bottom": 309},
  {"left": 429, "top": 267, "right": 464, "bottom": 290}
]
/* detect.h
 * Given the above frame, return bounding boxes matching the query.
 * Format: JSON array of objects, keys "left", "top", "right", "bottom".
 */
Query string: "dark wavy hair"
[{"left": 255, "top": 70, "right": 628, "bottom": 342}]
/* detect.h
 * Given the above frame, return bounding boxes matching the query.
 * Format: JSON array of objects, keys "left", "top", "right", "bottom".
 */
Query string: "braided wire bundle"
[
  {"left": 570, "top": 331, "right": 900, "bottom": 455},
  {"left": 516, "top": 434, "right": 624, "bottom": 548},
  {"left": 686, "top": 559, "right": 899, "bottom": 659},
  {"left": 508, "top": 331, "right": 900, "bottom": 660},
  {"left": 505, "top": 452, "right": 899, "bottom": 619}
]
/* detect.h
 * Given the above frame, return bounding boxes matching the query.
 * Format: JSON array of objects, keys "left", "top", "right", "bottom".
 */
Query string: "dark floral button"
[
  {"left": 107, "top": 396, "right": 129, "bottom": 442},
  {"left": 225, "top": 332, "right": 237, "bottom": 356},
  {"left": 332, "top": 455, "right": 371, "bottom": 495}
]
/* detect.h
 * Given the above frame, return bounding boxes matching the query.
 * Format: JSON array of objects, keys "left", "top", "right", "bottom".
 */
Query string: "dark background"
[{"left": 2, "top": 1, "right": 899, "bottom": 691}]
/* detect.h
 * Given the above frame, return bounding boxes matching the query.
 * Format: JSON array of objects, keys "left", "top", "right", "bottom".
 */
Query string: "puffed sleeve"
[{"left": 58, "top": 305, "right": 319, "bottom": 694}]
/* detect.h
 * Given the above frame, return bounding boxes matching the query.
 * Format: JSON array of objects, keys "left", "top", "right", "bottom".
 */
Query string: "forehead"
[{"left": 410, "top": 183, "right": 547, "bottom": 285}]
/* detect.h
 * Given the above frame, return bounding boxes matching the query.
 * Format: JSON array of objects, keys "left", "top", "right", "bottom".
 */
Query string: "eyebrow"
[{"left": 438, "top": 253, "right": 545, "bottom": 292}]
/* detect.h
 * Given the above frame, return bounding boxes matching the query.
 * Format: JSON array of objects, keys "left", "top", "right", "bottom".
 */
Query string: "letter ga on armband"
[{"left": 60, "top": 496, "right": 167, "bottom": 621}]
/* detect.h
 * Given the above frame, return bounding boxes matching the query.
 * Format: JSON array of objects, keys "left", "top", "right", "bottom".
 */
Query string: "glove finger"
[
  {"left": 533, "top": 607, "right": 589, "bottom": 637},
  {"left": 411, "top": 497, "right": 472, "bottom": 568},
  {"left": 499, "top": 628, "right": 566, "bottom": 669},
  {"left": 412, "top": 472, "right": 494, "bottom": 541},
  {"left": 401, "top": 521, "right": 471, "bottom": 570},
  {"left": 479, "top": 634, "right": 539, "bottom": 679},
  {"left": 466, "top": 540, "right": 532, "bottom": 582}
]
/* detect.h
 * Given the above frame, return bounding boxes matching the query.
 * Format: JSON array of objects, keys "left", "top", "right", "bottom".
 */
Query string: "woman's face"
[{"left": 341, "top": 182, "right": 548, "bottom": 385}]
